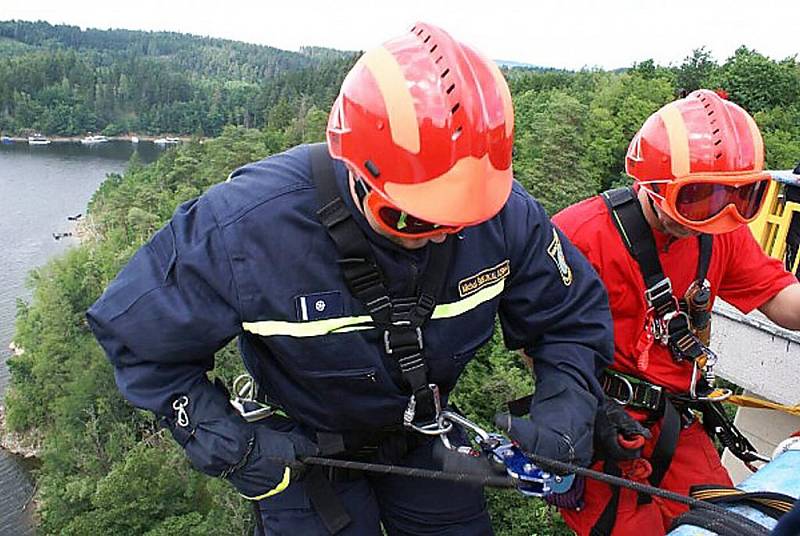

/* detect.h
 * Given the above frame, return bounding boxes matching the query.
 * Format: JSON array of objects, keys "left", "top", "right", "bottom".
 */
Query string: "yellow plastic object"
[{"left": 749, "top": 180, "right": 800, "bottom": 273}]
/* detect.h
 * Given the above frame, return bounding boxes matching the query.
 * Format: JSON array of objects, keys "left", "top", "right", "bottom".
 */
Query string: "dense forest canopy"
[
  {"left": 4, "top": 20, "right": 800, "bottom": 535},
  {"left": 0, "top": 20, "right": 357, "bottom": 136}
]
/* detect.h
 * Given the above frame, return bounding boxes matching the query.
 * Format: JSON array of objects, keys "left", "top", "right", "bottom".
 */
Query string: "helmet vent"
[
  {"left": 452, "top": 127, "right": 463, "bottom": 141},
  {"left": 446, "top": 83, "right": 456, "bottom": 95},
  {"left": 430, "top": 44, "right": 438, "bottom": 53},
  {"left": 435, "top": 55, "right": 443, "bottom": 64},
  {"left": 424, "top": 35, "right": 432, "bottom": 44},
  {"left": 441, "top": 68, "right": 450, "bottom": 79},
  {"left": 451, "top": 103, "right": 460, "bottom": 114},
  {"left": 364, "top": 160, "right": 381, "bottom": 178}
]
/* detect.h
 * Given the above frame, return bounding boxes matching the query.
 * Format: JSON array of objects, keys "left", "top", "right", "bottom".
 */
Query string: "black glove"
[
  {"left": 594, "top": 395, "right": 651, "bottom": 462},
  {"left": 163, "top": 379, "right": 318, "bottom": 500},
  {"left": 494, "top": 375, "right": 598, "bottom": 467},
  {"left": 224, "top": 424, "right": 318, "bottom": 500}
]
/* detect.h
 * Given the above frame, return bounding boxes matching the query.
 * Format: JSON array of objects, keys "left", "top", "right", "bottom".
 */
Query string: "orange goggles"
[
  {"left": 644, "top": 173, "right": 771, "bottom": 228},
  {"left": 365, "top": 191, "right": 463, "bottom": 240}
]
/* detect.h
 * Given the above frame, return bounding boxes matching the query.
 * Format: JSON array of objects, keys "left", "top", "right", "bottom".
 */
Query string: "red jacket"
[{"left": 553, "top": 195, "right": 796, "bottom": 393}]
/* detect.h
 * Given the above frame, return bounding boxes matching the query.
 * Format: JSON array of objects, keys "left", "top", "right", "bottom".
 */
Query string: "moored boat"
[
  {"left": 153, "top": 136, "right": 181, "bottom": 145},
  {"left": 27, "top": 134, "right": 51, "bottom": 145},
  {"left": 80, "top": 135, "right": 109, "bottom": 145}
]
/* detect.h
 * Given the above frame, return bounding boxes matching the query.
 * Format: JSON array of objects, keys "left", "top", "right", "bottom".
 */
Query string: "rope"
[
  {"left": 299, "top": 453, "right": 771, "bottom": 534},
  {"left": 301, "top": 456, "right": 516, "bottom": 489},
  {"left": 728, "top": 395, "right": 800, "bottom": 417}
]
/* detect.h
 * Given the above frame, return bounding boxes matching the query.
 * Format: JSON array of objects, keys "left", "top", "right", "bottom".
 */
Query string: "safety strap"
[
  {"left": 309, "top": 143, "right": 454, "bottom": 426},
  {"left": 696, "top": 400, "right": 765, "bottom": 468},
  {"left": 305, "top": 466, "right": 352, "bottom": 534},
  {"left": 669, "top": 508, "right": 770, "bottom": 536},
  {"left": 590, "top": 460, "right": 623, "bottom": 536},
  {"left": 601, "top": 186, "right": 712, "bottom": 317},
  {"left": 602, "top": 187, "right": 714, "bottom": 372},
  {"left": 646, "top": 399, "right": 680, "bottom": 490},
  {"left": 689, "top": 484, "right": 797, "bottom": 520}
]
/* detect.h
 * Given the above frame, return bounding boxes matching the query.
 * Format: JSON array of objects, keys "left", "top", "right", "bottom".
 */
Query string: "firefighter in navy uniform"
[{"left": 87, "top": 23, "right": 614, "bottom": 535}]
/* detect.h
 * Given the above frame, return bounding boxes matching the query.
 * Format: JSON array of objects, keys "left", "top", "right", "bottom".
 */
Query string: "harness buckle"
[
  {"left": 645, "top": 278, "right": 673, "bottom": 307},
  {"left": 383, "top": 326, "right": 423, "bottom": 355},
  {"left": 610, "top": 374, "right": 634, "bottom": 406}
]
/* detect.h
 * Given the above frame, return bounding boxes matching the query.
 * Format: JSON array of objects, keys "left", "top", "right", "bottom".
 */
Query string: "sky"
[{"left": 2, "top": 0, "right": 799, "bottom": 70}]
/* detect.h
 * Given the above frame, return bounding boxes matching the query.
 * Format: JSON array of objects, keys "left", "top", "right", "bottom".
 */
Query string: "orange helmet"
[
  {"left": 626, "top": 89, "right": 770, "bottom": 234},
  {"left": 326, "top": 22, "right": 514, "bottom": 229}
]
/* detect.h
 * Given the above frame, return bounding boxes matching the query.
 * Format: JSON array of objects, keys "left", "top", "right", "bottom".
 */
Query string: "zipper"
[{"left": 306, "top": 367, "right": 378, "bottom": 382}]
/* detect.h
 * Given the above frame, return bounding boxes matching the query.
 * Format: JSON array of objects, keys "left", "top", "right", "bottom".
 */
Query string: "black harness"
[
  {"left": 287, "top": 143, "right": 455, "bottom": 534},
  {"left": 602, "top": 186, "right": 713, "bottom": 367},
  {"left": 590, "top": 187, "right": 765, "bottom": 535},
  {"left": 310, "top": 142, "right": 454, "bottom": 432}
]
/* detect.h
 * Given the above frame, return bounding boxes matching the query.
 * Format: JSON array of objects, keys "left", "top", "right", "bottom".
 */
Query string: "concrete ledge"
[{"left": 711, "top": 300, "right": 800, "bottom": 406}]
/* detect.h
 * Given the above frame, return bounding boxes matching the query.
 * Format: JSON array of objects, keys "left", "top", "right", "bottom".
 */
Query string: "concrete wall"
[{"left": 711, "top": 300, "right": 800, "bottom": 482}]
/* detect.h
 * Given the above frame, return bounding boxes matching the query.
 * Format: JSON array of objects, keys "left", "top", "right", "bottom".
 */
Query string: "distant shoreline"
[{"left": 1, "top": 135, "right": 190, "bottom": 143}]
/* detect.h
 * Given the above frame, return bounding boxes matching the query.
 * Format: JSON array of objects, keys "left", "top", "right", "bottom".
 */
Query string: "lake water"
[{"left": 0, "top": 140, "right": 165, "bottom": 534}]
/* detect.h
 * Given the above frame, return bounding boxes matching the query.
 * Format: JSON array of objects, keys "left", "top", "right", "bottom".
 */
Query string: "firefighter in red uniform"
[{"left": 552, "top": 89, "right": 800, "bottom": 535}]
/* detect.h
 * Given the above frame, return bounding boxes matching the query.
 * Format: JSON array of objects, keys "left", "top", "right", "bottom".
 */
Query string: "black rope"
[
  {"left": 297, "top": 453, "right": 771, "bottom": 535},
  {"left": 301, "top": 455, "right": 515, "bottom": 489},
  {"left": 524, "top": 453, "right": 769, "bottom": 535}
]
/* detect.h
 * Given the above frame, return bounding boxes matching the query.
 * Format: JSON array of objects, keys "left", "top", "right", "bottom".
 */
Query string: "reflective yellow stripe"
[
  {"left": 240, "top": 466, "right": 291, "bottom": 501},
  {"left": 242, "top": 279, "right": 505, "bottom": 338},
  {"left": 431, "top": 279, "right": 505, "bottom": 319},
  {"left": 659, "top": 103, "right": 691, "bottom": 178},
  {"left": 243, "top": 315, "right": 372, "bottom": 337}
]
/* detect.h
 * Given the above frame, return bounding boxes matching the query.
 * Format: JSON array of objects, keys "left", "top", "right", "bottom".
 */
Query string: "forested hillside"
[
  {"left": 0, "top": 20, "right": 356, "bottom": 136},
  {"left": 4, "top": 24, "right": 800, "bottom": 534}
]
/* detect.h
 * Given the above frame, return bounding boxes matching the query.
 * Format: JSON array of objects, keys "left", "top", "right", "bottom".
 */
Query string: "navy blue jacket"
[{"left": 87, "top": 144, "right": 613, "bottom": 460}]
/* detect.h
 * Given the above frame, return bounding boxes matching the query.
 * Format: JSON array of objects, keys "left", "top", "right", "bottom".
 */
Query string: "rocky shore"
[
  {"left": 1, "top": 344, "right": 42, "bottom": 460},
  {"left": 0, "top": 405, "right": 41, "bottom": 460}
]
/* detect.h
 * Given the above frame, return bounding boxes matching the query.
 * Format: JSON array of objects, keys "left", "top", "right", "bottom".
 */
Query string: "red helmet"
[
  {"left": 326, "top": 22, "right": 514, "bottom": 227},
  {"left": 626, "top": 89, "right": 770, "bottom": 234}
]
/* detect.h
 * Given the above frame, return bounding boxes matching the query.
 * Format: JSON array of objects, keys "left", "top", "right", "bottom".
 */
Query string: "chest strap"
[
  {"left": 309, "top": 143, "right": 454, "bottom": 432},
  {"left": 601, "top": 187, "right": 724, "bottom": 399}
]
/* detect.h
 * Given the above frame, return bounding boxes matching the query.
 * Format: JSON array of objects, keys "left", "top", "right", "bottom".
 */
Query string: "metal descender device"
[{"left": 438, "top": 410, "right": 574, "bottom": 497}]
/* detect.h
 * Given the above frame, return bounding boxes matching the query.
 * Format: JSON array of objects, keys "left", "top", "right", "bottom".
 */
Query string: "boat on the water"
[
  {"left": 131, "top": 136, "right": 139, "bottom": 144},
  {"left": 153, "top": 136, "right": 181, "bottom": 145},
  {"left": 80, "top": 135, "right": 109, "bottom": 145},
  {"left": 0, "top": 136, "right": 12, "bottom": 145},
  {"left": 27, "top": 134, "right": 51, "bottom": 145}
]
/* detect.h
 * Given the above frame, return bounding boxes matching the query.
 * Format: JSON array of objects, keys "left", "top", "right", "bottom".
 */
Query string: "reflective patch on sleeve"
[{"left": 547, "top": 229, "right": 573, "bottom": 286}]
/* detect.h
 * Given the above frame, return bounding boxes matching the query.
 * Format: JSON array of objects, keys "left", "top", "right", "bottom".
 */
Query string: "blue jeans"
[{"left": 254, "top": 437, "right": 493, "bottom": 535}]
